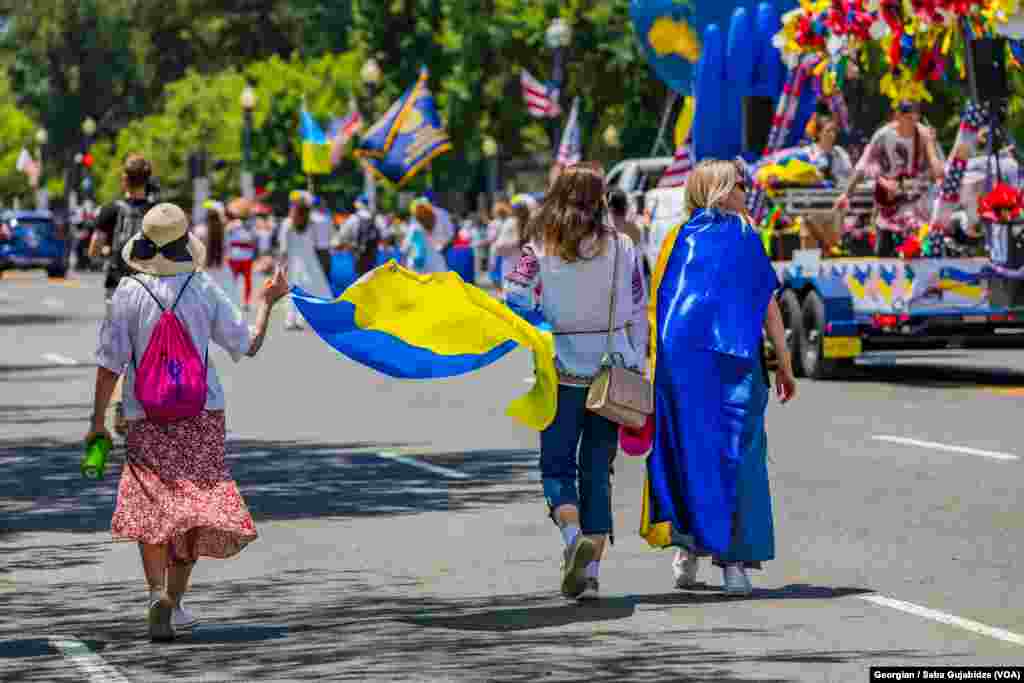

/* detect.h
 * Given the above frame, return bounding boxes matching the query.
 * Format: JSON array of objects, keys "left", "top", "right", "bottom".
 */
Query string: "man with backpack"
[
  {"left": 88, "top": 154, "right": 156, "bottom": 301},
  {"left": 337, "top": 194, "right": 380, "bottom": 277},
  {"left": 87, "top": 154, "right": 155, "bottom": 435}
]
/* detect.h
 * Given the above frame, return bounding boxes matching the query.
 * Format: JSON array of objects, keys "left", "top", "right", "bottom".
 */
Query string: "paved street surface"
[{"left": 1, "top": 269, "right": 1022, "bottom": 682}]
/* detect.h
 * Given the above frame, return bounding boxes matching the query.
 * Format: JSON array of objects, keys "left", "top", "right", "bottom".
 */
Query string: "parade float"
[{"left": 632, "top": 0, "right": 1024, "bottom": 378}]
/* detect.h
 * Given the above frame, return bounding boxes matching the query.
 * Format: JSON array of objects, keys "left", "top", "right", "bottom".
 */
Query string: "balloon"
[
  {"left": 631, "top": 0, "right": 796, "bottom": 95},
  {"left": 674, "top": 95, "right": 696, "bottom": 147}
]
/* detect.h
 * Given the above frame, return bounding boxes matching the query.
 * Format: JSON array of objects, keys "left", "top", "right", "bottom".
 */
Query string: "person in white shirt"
[
  {"left": 224, "top": 199, "right": 258, "bottom": 310},
  {"left": 503, "top": 164, "right": 648, "bottom": 601},
  {"left": 88, "top": 202, "right": 290, "bottom": 642},
  {"left": 801, "top": 114, "right": 854, "bottom": 252},
  {"left": 279, "top": 191, "right": 332, "bottom": 330}
]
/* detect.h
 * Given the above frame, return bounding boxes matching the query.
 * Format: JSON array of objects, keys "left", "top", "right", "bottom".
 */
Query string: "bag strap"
[
  {"left": 170, "top": 272, "right": 196, "bottom": 312},
  {"left": 129, "top": 275, "right": 165, "bottom": 311},
  {"left": 604, "top": 233, "right": 620, "bottom": 360}
]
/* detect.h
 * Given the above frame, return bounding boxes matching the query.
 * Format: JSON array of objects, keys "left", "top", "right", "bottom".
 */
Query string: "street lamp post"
[
  {"left": 361, "top": 58, "right": 383, "bottom": 217},
  {"left": 35, "top": 128, "right": 48, "bottom": 211},
  {"left": 545, "top": 18, "right": 573, "bottom": 153},
  {"left": 240, "top": 84, "right": 257, "bottom": 200}
]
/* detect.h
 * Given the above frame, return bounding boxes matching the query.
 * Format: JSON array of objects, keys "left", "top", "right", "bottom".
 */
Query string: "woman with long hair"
[
  {"left": 643, "top": 159, "right": 796, "bottom": 596},
  {"left": 194, "top": 201, "right": 240, "bottom": 308},
  {"left": 504, "top": 163, "right": 648, "bottom": 601}
]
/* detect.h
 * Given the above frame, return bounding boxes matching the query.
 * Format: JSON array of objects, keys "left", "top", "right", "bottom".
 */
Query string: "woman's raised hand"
[{"left": 263, "top": 264, "right": 290, "bottom": 304}]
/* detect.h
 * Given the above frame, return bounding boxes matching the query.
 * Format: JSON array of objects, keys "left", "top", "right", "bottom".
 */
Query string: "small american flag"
[
  {"left": 657, "top": 136, "right": 693, "bottom": 188},
  {"left": 329, "top": 99, "right": 364, "bottom": 168},
  {"left": 556, "top": 97, "right": 582, "bottom": 166},
  {"left": 521, "top": 70, "right": 561, "bottom": 119}
]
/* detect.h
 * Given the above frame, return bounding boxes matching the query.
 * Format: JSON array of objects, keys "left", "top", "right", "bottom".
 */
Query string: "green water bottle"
[{"left": 81, "top": 435, "right": 113, "bottom": 480}]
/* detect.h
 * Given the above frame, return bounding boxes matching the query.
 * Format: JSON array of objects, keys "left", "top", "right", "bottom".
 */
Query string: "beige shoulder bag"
[{"left": 585, "top": 234, "right": 653, "bottom": 428}]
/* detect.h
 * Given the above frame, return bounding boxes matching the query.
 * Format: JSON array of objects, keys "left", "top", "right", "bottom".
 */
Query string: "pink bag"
[
  {"left": 619, "top": 413, "right": 654, "bottom": 456},
  {"left": 131, "top": 274, "right": 208, "bottom": 423}
]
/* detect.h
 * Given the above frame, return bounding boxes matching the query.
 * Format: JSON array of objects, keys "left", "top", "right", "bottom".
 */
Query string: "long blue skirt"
[{"left": 647, "top": 349, "right": 775, "bottom": 568}]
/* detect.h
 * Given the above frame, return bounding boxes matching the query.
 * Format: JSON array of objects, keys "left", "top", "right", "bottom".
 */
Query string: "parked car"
[
  {"left": 0, "top": 210, "right": 70, "bottom": 278},
  {"left": 606, "top": 157, "right": 673, "bottom": 215}
]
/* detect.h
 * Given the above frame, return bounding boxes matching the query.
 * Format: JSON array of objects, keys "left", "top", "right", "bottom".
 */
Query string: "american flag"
[
  {"left": 521, "top": 69, "right": 561, "bottom": 119},
  {"left": 329, "top": 99, "right": 364, "bottom": 168},
  {"left": 557, "top": 97, "right": 582, "bottom": 166},
  {"left": 657, "top": 135, "right": 693, "bottom": 188}
]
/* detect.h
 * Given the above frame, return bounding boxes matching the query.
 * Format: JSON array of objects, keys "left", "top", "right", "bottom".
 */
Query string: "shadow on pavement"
[
  {"left": 0, "top": 437, "right": 540, "bottom": 571},
  {"left": 0, "top": 313, "right": 80, "bottom": 326},
  {"left": 0, "top": 569, "right": 954, "bottom": 683},
  {"left": 834, "top": 361, "right": 1024, "bottom": 388},
  {"left": 639, "top": 584, "right": 874, "bottom": 607}
]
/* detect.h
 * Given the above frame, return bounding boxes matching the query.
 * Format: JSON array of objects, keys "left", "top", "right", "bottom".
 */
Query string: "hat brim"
[{"left": 121, "top": 233, "right": 206, "bottom": 277}]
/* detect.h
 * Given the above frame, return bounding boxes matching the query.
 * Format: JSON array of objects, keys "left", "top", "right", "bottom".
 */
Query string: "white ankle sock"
[
  {"left": 560, "top": 524, "right": 580, "bottom": 547},
  {"left": 585, "top": 561, "right": 600, "bottom": 579}
]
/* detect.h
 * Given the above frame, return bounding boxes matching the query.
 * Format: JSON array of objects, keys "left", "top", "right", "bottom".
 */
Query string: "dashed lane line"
[
  {"left": 48, "top": 636, "right": 131, "bottom": 683},
  {"left": 375, "top": 450, "right": 470, "bottom": 480},
  {"left": 859, "top": 594, "right": 1024, "bottom": 647},
  {"left": 872, "top": 435, "right": 1018, "bottom": 461},
  {"left": 42, "top": 353, "right": 79, "bottom": 367}
]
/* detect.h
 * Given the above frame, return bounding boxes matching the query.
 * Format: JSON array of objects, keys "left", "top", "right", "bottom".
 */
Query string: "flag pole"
[{"left": 650, "top": 91, "right": 681, "bottom": 157}]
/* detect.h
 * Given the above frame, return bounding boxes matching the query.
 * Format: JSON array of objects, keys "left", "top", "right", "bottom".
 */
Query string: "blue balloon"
[{"left": 631, "top": 0, "right": 796, "bottom": 95}]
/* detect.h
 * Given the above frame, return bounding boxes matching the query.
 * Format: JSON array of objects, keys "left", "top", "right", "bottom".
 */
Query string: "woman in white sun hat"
[{"left": 87, "top": 202, "right": 290, "bottom": 642}]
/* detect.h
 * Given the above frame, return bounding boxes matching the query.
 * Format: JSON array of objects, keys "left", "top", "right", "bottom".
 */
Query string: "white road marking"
[
  {"left": 375, "top": 451, "right": 470, "bottom": 480},
  {"left": 42, "top": 353, "right": 78, "bottom": 367},
  {"left": 872, "top": 435, "right": 1019, "bottom": 461},
  {"left": 49, "top": 636, "right": 132, "bottom": 683},
  {"left": 41, "top": 297, "right": 64, "bottom": 309},
  {"left": 858, "top": 595, "right": 1024, "bottom": 647}
]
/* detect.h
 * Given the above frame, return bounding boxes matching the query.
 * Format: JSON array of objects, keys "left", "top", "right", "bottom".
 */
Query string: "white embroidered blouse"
[{"left": 504, "top": 231, "right": 648, "bottom": 384}]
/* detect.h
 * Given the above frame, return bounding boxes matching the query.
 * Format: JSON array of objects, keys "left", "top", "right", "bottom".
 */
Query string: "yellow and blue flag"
[
  {"left": 356, "top": 68, "right": 452, "bottom": 187},
  {"left": 300, "top": 109, "right": 332, "bottom": 176},
  {"left": 291, "top": 262, "right": 557, "bottom": 431}
]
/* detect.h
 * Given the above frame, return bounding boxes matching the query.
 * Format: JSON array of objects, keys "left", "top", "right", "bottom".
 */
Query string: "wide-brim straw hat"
[{"left": 121, "top": 203, "right": 206, "bottom": 277}]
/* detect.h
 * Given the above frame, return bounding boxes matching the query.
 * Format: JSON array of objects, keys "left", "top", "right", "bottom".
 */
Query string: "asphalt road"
[{"left": 1, "top": 269, "right": 1022, "bottom": 683}]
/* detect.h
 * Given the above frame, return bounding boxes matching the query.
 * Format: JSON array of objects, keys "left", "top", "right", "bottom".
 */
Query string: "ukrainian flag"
[
  {"left": 300, "top": 109, "right": 333, "bottom": 176},
  {"left": 291, "top": 262, "right": 557, "bottom": 431}
]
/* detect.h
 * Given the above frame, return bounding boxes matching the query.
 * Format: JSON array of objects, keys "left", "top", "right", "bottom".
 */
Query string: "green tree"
[
  {"left": 95, "top": 52, "right": 365, "bottom": 209},
  {"left": 0, "top": 72, "right": 39, "bottom": 202}
]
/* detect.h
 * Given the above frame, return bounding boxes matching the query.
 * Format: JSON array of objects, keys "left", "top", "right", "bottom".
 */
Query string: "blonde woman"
[
  {"left": 644, "top": 159, "right": 796, "bottom": 596},
  {"left": 504, "top": 163, "right": 648, "bottom": 601}
]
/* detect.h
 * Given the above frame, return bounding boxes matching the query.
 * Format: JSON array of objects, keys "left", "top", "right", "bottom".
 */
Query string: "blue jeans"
[{"left": 540, "top": 385, "right": 617, "bottom": 535}]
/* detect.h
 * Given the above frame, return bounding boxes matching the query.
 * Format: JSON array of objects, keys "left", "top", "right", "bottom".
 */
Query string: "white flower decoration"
[{"left": 869, "top": 19, "right": 889, "bottom": 40}]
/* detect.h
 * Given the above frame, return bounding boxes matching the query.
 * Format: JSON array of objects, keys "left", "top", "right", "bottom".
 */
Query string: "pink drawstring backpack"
[{"left": 130, "top": 273, "right": 208, "bottom": 423}]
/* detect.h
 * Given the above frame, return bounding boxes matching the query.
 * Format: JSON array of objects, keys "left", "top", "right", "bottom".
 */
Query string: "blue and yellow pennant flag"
[
  {"left": 291, "top": 262, "right": 557, "bottom": 431},
  {"left": 300, "top": 109, "right": 333, "bottom": 176},
  {"left": 355, "top": 68, "right": 452, "bottom": 187}
]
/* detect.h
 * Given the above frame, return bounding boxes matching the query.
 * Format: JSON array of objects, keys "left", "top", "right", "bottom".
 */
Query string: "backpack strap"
[
  {"left": 170, "top": 272, "right": 196, "bottom": 312},
  {"left": 128, "top": 275, "right": 166, "bottom": 311}
]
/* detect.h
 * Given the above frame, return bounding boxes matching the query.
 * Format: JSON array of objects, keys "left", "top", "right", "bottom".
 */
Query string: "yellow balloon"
[{"left": 674, "top": 96, "right": 696, "bottom": 148}]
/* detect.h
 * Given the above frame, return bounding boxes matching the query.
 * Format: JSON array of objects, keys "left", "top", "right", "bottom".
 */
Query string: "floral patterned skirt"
[{"left": 111, "top": 410, "right": 257, "bottom": 565}]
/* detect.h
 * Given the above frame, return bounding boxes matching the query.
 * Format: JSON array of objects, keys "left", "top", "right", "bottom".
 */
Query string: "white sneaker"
[
  {"left": 672, "top": 549, "right": 700, "bottom": 588},
  {"left": 172, "top": 602, "right": 199, "bottom": 629},
  {"left": 722, "top": 563, "right": 753, "bottom": 596},
  {"left": 284, "top": 318, "right": 304, "bottom": 331}
]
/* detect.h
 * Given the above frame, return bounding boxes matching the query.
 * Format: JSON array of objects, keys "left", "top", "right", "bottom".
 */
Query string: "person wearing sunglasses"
[
  {"left": 834, "top": 99, "right": 945, "bottom": 256},
  {"left": 644, "top": 159, "right": 796, "bottom": 596}
]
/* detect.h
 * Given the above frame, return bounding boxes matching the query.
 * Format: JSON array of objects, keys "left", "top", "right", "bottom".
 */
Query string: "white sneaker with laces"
[
  {"left": 722, "top": 563, "right": 753, "bottom": 596},
  {"left": 672, "top": 549, "right": 699, "bottom": 588},
  {"left": 172, "top": 602, "right": 199, "bottom": 629}
]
